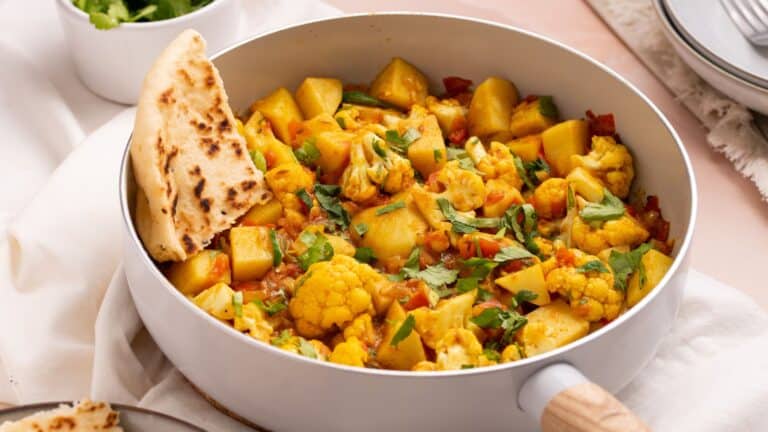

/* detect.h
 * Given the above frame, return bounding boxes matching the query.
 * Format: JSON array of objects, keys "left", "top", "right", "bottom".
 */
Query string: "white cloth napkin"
[{"left": 1, "top": 1, "right": 768, "bottom": 432}]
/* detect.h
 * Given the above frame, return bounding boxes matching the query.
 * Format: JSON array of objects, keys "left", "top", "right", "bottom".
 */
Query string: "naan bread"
[
  {"left": 0, "top": 399, "right": 122, "bottom": 431},
  {"left": 131, "top": 29, "right": 270, "bottom": 262}
]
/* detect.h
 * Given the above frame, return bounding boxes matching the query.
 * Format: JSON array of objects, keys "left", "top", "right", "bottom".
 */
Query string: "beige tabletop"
[{"left": 328, "top": 0, "right": 768, "bottom": 308}]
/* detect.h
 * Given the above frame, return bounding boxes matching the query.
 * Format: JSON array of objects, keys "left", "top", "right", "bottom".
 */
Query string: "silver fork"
[{"left": 721, "top": 0, "right": 768, "bottom": 45}]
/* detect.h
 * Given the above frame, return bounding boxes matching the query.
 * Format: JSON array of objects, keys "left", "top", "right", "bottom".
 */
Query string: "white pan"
[{"left": 120, "top": 13, "right": 697, "bottom": 432}]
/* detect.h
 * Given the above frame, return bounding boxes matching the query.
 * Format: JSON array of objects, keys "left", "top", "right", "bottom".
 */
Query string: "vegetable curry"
[{"left": 164, "top": 57, "right": 674, "bottom": 371}]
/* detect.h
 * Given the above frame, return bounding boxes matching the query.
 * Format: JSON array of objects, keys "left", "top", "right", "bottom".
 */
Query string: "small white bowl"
[
  {"left": 56, "top": 0, "right": 242, "bottom": 105},
  {"left": 654, "top": 0, "right": 768, "bottom": 115}
]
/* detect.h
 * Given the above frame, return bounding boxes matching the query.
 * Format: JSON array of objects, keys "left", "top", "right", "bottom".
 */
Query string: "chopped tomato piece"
[
  {"left": 478, "top": 238, "right": 501, "bottom": 258},
  {"left": 448, "top": 127, "right": 468, "bottom": 145},
  {"left": 556, "top": 248, "right": 576, "bottom": 267},
  {"left": 287, "top": 120, "right": 303, "bottom": 145},
  {"left": 586, "top": 110, "right": 616, "bottom": 137},
  {"left": 232, "top": 280, "right": 261, "bottom": 292},
  {"left": 501, "top": 259, "right": 529, "bottom": 273},
  {"left": 443, "top": 76, "right": 473, "bottom": 97},
  {"left": 485, "top": 190, "right": 506, "bottom": 205},
  {"left": 403, "top": 290, "right": 429, "bottom": 311},
  {"left": 264, "top": 150, "right": 277, "bottom": 169}
]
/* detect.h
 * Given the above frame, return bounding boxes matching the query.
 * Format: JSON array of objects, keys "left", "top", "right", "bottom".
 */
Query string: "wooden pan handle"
[{"left": 541, "top": 382, "right": 650, "bottom": 432}]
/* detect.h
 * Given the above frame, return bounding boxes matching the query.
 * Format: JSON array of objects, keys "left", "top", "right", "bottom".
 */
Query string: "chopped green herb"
[
  {"left": 353, "top": 247, "right": 376, "bottom": 264},
  {"left": 433, "top": 149, "right": 443, "bottom": 162},
  {"left": 483, "top": 348, "right": 501, "bottom": 362},
  {"left": 299, "top": 338, "right": 318, "bottom": 359},
  {"left": 269, "top": 228, "right": 282, "bottom": 267},
  {"left": 493, "top": 246, "right": 534, "bottom": 262},
  {"left": 476, "top": 288, "right": 494, "bottom": 302},
  {"left": 232, "top": 291, "right": 243, "bottom": 318},
  {"left": 501, "top": 204, "right": 540, "bottom": 255},
  {"left": 385, "top": 128, "right": 421, "bottom": 154},
  {"left": 576, "top": 260, "right": 609, "bottom": 274},
  {"left": 314, "top": 184, "right": 351, "bottom": 228},
  {"left": 296, "top": 188, "right": 313, "bottom": 210},
  {"left": 376, "top": 201, "right": 406, "bottom": 215},
  {"left": 537, "top": 96, "right": 559, "bottom": 119},
  {"left": 437, "top": 198, "right": 500, "bottom": 233},
  {"left": 372, "top": 140, "right": 388, "bottom": 158},
  {"left": 270, "top": 329, "right": 292, "bottom": 346},
  {"left": 580, "top": 189, "right": 626, "bottom": 222},
  {"left": 402, "top": 128, "right": 422, "bottom": 144},
  {"left": 294, "top": 138, "right": 320, "bottom": 165},
  {"left": 461, "top": 364, "right": 475, "bottom": 369},
  {"left": 514, "top": 155, "right": 536, "bottom": 190},
  {"left": 249, "top": 150, "right": 267, "bottom": 173},
  {"left": 390, "top": 315, "right": 416, "bottom": 347},
  {"left": 509, "top": 290, "right": 538, "bottom": 308},
  {"left": 609, "top": 243, "right": 652, "bottom": 291},
  {"left": 413, "top": 264, "right": 459, "bottom": 289},
  {"left": 253, "top": 298, "right": 288, "bottom": 316},
  {"left": 342, "top": 91, "right": 390, "bottom": 108},
  {"left": 432, "top": 285, "right": 454, "bottom": 298},
  {"left": 524, "top": 158, "right": 551, "bottom": 184},
  {"left": 567, "top": 184, "right": 575, "bottom": 210},
  {"left": 456, "top": 277, "right": 480, "bottom": 293},
  {"left": 336, "top": 116, "right": 346, "bottom": 129},
  {"left": 462, "top": 257, "right": 498, "bottom": 280},
  {"left": 446, "top": 147, "right": 467, "bottom": 160},
  {"left": 398, "top": 296, "right": 410, "bottom": 305},
  {"left": 297, "top": 233, "right": 334, "bottom": 270},
  {"left": 353, "top": 223, "right": 369, "bottom": 237},
  {"left": 470, "top": 307, "right": 528, "bottom": 343}
]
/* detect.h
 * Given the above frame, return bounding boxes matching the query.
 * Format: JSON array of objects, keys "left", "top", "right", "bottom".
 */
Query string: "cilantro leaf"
[
  {"left": 342, "top": 91, "right": 390, "bottom": 108},
  {"left": 493, "top": 246, "right": 534, "bottom": 262},
  {"left": 462, "top": 257, "right": 498, "bottom": 279},
  {"left": 296, "top": 188, "right": 313, "bottom": 210},
  {"left": 461, "top": 364, "right": 475, "bottom": 369},
  {"left": 580, "top": 189, "right": 626, "bottom": 222},
  {"left": 376, "top": 201, "right": 406, "bottom": 216},
  {"left": 294, "top": 138, "right": 320, "bottom": 165},
  {"left": 314, "top": 184, "right": 350, "bottom": 228},
  {"left": 413, "top": 264, "right": 459, "bottom": 289},
  {"left": 270, "top": 329, "right": 292, "bottom": 346},
  {"left": 232, "top": 291, "right": 243, "bottom": 318},
  {"left": 470, "top": 307, "right": 528, "bottom": 343},
  {"left": 513, "top": 155, "right": 536, "bottom": 190},
  {"left": 269, "top": 228, "right": 282, "bottom": 267},
  {"left": 353, "top": 247, "right": 376, "bottom": 264},
  {"left": 483, "top": 348, "right": 501, "bottom": 362},
  {"left": 249, "top": 150, "right": 267, "bottom": 173},
  {"left": 609, "top": 243, "right": 652, "bottom": 291},
  {"left": 385, "top": 128, "right": 421, "bottom": 154},
  {"left": 476, "top": 288, "right": 494, "bottom": 302},
  {"left": 437, "top": 198, "right": 500, "bottom": 233},
  {"left": 456, "top": 277, "right": 480, "bottom": 293},
  {"left": 336, "top": 116, "right": 346, "bottom": 129},
  {"left": 353, "top": 223, "right": 369, "bottom": 237},
  {"left": 390, "top": 315, "right": 416, "bottom": 347},
  {"left": 253, "top": 298, "right": 288, "bottom": 316},
  {"left": 576, "top": 260, "right": 609, "bottom": 274},
  {"left": 537, "top": 95, "right": 559, "bottom": 119},
  {"left": 297, "top": 233, "right": 334, "bottom": 270},
  {"left": 433, "top": 149, "right": 443, "bottom": 162},
  {"left": 299, "top": 338, "right": 317, "bottom": 359},
  {"left": 524, "top": 158, "right": 551, "bottom": 185},
  {"left": 509, "top": 290, "right": 538, "bottom": 309}
]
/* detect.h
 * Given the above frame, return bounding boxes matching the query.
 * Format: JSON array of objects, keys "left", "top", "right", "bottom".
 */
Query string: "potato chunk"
[
  {"left": 229, "top": 226, "right": 274, "bottom": 281},
  {"left": 243, "top": 111, "right": 297, "bottom": 168},
  {"left": 314, "top": 131, "right": 354, "bottom": 180},
  {"left": 241, "top": 199, "right": 283, "bottom": 226},
  {"left": 377, "top": 302, "right": 427, "bottom": 370},
  {"left": 412, "top": 291, "right": 475, "bottom": 349},
  {"left": 403, "top": 106, "right": 446, "bottom": 178},
  {"left": 193, "top": 282, "right": 236, "bottom": 320},
  {"left": 627, "top": 249, "right": 673, "bottom": 307},
  {"left": 467, "top": 77, "right": 519, "bottom": 138},
  {"left": 508, "top": 97, "right": 558, "bottom": 138},
  {"left": 293, "top": 113, "right": 342, "bottom": 147},
  {"left": 369, "top": 57, "right": 429, "bottom": 109},
  {"left": 494, "top": 264, "right": 550, "bottom": 306},
  {"left": 350, "top": 198, "right": 428, "bottom": 262},
  {"left": 541, "top": 119, "right": 589, "bottom": 177},
  {"left": 252, "top": 87, "right": 304, "bottom": 144},
  {"left": 167, "top": 250, "right": 231, "bottom": 295},
  {"left": 516, "top": 299, "right": 589, "bottom": 357},
  {"left": 295, "top": 77, "right": 343, "bottom": 119},
  {"left": 507, "top": 135, "right": 542, "bottom": 163}
]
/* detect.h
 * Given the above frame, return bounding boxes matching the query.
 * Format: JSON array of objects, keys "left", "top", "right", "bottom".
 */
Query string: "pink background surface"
[{"left": 327, "top": 0, "right": 768, "bottom": 308}]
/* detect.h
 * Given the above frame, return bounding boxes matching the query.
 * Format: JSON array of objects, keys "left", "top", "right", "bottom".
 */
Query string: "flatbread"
[
  {"left": 131, "top": 29, "right": 271, "bottom": 262},
  {"left": 0, "top": 399, "right": 122, "bottom": 431}
]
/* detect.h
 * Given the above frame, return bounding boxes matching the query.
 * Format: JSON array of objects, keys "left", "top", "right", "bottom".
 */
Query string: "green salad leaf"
[{"left": 74, "top": 0, "right": 211, "bottom": 30}]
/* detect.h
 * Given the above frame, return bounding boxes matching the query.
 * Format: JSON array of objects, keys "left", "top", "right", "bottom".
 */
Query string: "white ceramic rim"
[
  {"left": 119, "top": 12, "right": 698, "bottom": 378},
  {"left": 661, "top": 0, "right": 768, "bottom": 89},
  {"left": 57, "top": 0, "right": 230, "bottom": 30},
  {"left": 654, "top": 0, "right": 768, "bottom": 97}
]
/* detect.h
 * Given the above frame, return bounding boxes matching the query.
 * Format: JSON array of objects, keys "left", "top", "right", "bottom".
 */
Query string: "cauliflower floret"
[
  {"left": 362, "top": 132, "right": 415, "bottom": 194},
  {"left": 571, "top": 215, "right": 649, "bottom": 255},
  {"left": 571, "top": 136, "right": 634, "bottom": 198},
  {"left": 329, "top": 336, "right": 369, "bottom": 367},
  {"left": 340, "top": 139, "right": 378, "bottom": 203},
  {"left": 532, "top": 178, "right": 568, "bottom": 219},
  {"left": 343, "top": 313, "right": 377, "bottom": 346},
  {"left": 340, "top": 132, "right": 415, "bottom": 202},
  {"left": 434, "top": 328, "right": 497, "bottom": 370},
  {"left": 544, "top": 249, "right": 622, "bottom": 321},
  {"left": 430, "top": 160, "right": 487, "bottom": 211},
  {"left": 233, "top": 303, "right": 274, "bottom": 342},
  {"left": 466, "top": 138, "right": 523, "bottom": 190},
  {"left": 289, "top": 255, "right": 385, "bottom": 338},
  {"left": 265, "top": 163, "right": 315, "bottom": 223}
]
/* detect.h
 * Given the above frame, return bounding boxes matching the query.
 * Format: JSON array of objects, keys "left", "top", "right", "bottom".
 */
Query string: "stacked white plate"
[{"left": 654, "top": 0, "right": 768, "bottom": 114}]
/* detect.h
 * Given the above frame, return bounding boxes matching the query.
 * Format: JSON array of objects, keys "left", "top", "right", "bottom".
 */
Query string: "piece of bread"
[
  {"left": 131, "top": 29, "right": 271, "bottom": 262},
  {"left": 0, "top": 399, "right": 122, "bottom": 431}
]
